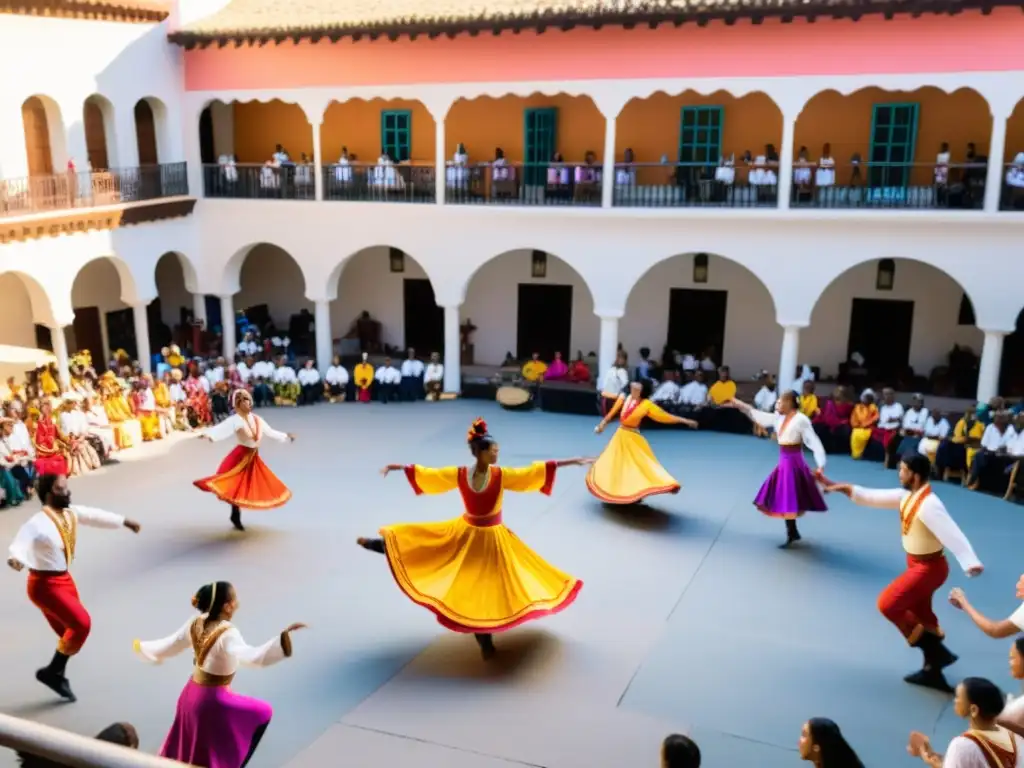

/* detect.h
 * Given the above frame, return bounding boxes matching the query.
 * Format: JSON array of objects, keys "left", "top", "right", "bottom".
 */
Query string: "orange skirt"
[{"left": 193, "top": 446, "right": 291, "bottom": 510}]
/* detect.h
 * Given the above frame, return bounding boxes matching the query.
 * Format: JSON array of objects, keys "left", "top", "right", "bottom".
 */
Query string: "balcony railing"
[
  {"left": 790, "top": 162, "right": 986, "bottom": 210},
  {"left": 0, "top": 163, "right": 188, "bottom": 218},
  {"left": 203, "top": 163, "right": 316, "bottom": 200},
  {"left": 324, "top": 163, "right": 436, "bottom": 203},
  {"left": 445, "top": 162, "right": 602, "bottom": 207},
  {"left": 612, "top": 162, "right": 778, "bottom": 208},
  {"left": 999, "top": 163, "right": 1024, "bottom": 211}
]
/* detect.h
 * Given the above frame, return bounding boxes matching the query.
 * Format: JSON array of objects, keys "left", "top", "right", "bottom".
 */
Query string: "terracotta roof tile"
[{"left": 1, "top": 0, "right": 169, "bottom": 22}]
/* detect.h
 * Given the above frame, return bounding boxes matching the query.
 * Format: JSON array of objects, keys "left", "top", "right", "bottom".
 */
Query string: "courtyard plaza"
[{"left": 0, "top": 401, "right": 1020, "bottom": 768}]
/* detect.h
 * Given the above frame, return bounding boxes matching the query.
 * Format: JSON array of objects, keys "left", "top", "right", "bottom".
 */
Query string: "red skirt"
[
  {"left": 193, "top": 446, "right": 291, "bottom": 510},
  {"left": 35, "top": 454, "right": 68, "bottom": 476}
]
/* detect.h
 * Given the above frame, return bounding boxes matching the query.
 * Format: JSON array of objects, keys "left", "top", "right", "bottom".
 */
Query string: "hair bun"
[
  {"left": 466, "top": 418, "right": 488, "bottom": 444},
  {"left": 191, "top": 594, "right": 199, "bottom": 608}
]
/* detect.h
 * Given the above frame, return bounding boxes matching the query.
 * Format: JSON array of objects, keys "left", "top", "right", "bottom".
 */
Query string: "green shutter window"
[
  {"left": 381, "top": 110, "right": 412, "bottom": 163},
  {"left": 868, "top": 103, "right": 919, "bottom": 188},
  {"left": 678, "top": 106, "right": 723, "bottom": 171},
  {"left": 524, "top": 107, "right": 557, "bottom": 186}
]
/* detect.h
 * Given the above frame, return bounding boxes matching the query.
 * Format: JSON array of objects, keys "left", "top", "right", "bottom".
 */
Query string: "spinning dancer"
[
  {"left": 194, "top": 390, "right": 295, "bottom": 532},
  {"left": 728, "top": 392, "right": 828, "bottom": 548},
  {"left": 134, "top": 581, "right": 305, "bottom": 768},
  {"left": 821, "top": 453, "right": 983, "bottom": 693},
  {"left": 587, "top": 379, "right": 697, "bottom": 504},
  {"left": 7, "top": 473, "right": 141, "bottom": 701},
  {"left": 357, "top": 418, "right": 590, "bottom": 660}
]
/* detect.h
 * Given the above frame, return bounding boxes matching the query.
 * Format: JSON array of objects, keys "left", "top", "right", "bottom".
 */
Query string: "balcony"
[
  {"left": 445, "top": 162, "right": 602, "bottom": 207},
  {"left": 790, "top": 161, "right": 987, "bottom": 210}
]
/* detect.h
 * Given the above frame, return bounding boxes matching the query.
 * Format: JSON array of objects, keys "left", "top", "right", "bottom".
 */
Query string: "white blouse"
[
  {"left": 424, "top": 363, "right": 444, "bottom": 384},
  {"left": 325, "top": 365, "right": 349, "bottom": 386},
  {"left": 204, "top": 414, "right": 289, "bottom": 449},
  {"left": 981, "top": 424, "right": 1017, "bottom": 452},
  {"left": 753, "top": 386, "right": 777, "bottom": 413},
  {"left": 746, "top": 410, "right": 826, "bottom": 469},
  {"left": 297, "top": 368, "right": 321, "bottom": 386},
  {"left": 375, "top": 366, "right": 401, "bottom": 385},
  {"left": 9, "top": 506, "right": 125, "bottom": 571},
  {"left": 135, "top": 615, "right": 288, "bottom": 677},
  {"left": 601, "top": 367, "right": 629, "bottom": 398},
  {"left": 923, "top": 416, "right": 950, "bottom": 439},
  {"left": 878, "top": 402, "right": 905, "bottom": 430},
  {"left": 942, "top": 729, "right": 1024, "bottom": 767},
  {"left": 272, "top": 366, "right": 297, "bottom": 385},
  {"left": 401, "top": 359, "right": 425, "bottom": 378},
  {"left": 902, "top": 407, "right": 929, "bottom": 432}
]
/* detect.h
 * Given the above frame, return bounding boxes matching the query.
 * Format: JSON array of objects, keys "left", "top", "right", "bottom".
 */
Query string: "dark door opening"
[
  {"left": 71, "top": 307, "right": 103, "bottom": 362},
  {"left": 1000, "top": 310, "right": 1024, "bottom": 396},
  {"left": 402, "top": 279, "right": 444, "bottom": 356},
  {"left": 34, "top": 325, "right": 53, "bottom": 352},
  {"left": 199, "top": 107, "right": 215, "bottom": 165},
  {"left": 517, "top": 284, "right": 572, "bottom": 362},
  {"left": 667, "top": 288, "right": 728, "bottom": 363},
  {"left": 106, "top": 308, "right": 137, "bottom": 361},
  {"left": 847, "top": 298, "right": 914, "bottom": 381}
]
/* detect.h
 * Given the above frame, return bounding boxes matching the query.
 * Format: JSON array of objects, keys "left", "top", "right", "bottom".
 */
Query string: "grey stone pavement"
[{"left": 0, "top": 401, "right": 1021, "bottom": 767}]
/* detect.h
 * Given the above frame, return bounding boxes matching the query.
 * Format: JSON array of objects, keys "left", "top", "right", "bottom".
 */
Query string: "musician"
[
  {"left": 424, "top": 353, "right": 444, "bottom": 401},
  {"left": 399, "top": 349, "right": 425, "bottom": 402},
  {"left": 375, "top": 358, "right": 401, "bottom": 404}
]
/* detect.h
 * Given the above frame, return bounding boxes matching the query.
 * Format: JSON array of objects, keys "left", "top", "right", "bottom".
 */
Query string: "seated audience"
[
  {"left": 708, "top": 366, "right": 737, "bottom": 406},
  {"left": 661, "top": 733, "right": 701, "bottom": 768},
  {"left": 131, "top": 378, "right": 164, "bottom": 442},
  {"left": 567, "top": 352, "right": 591, "bottom": 384},
  {"left": 600, "top": 352, "right": 629, "bottom": 415},
  {"left": 707, "top": 366, "right": 747, "bottom": 433},
  {"left": 935, "top": 407, "right": 985, "bottom": 481},
  {"left": 850, "top": 389, "right": 880, "bottom": 460},
  {"left": 250, "top": 355, "right": 275, "bottom": 407},
  {"left": 798, "top": 718, "right": 864, "bottom": 767},
  {"left": 424, "top": 352, "right": 444, "bottom": 400},
  {"left": 917, "top": 410, "right": 951, "bottom": 463},
  {"left": 967, "top": 410, "right": 1019, "bottom": 492},
  {"left": 31, "top": 398, "right": 69, "bottom": 476},
  {"left": 813, "top": 385, "right": 854, "bottom": 454},
  {"left": 651, "top": 371, "right": 682, "bottom": 409},
  {"left": 58, "top": 394, "right": 101, "bottom": 475},
  {"left": 895, "top": 394, "right": 929, "bottom": 460},
  {"left": 875, "top": 388, "right": 905, "bottom": 466},
  {"left": 799, "top": 379, "right": 820, "bottom": 419},
  {"left": 353, "top": 353, "right": 374, "bottom": 403},
  {"left": 543, "top": 351, "right": 569, "bottom": 381},
  {"left": 522, "top": 352, "right": 548, "bottom": 383},
  {"left": 678, "top": 370, "right": 709, "bottom": 413},
  {"left": 376, "top": 357, "right": 401, "bottom": 403},
  {"left": 400, "top": 348, "right": 425, "bottom": 401},
  {"left": 210, "top": 381, "right": 231, "bottom": 422},
  {"left": 297, "top": 360, "right": 322, "bottom": 406},
  {"left": 272, "top": 357, "right": 300, "bottom": 405},
  {"left": 0, "top": 417, "right": 27, "bottom": 507},
  {"left": 0, "top": 408, "right": 34, "bottom": 497},
  {"left": 325, "top": 356, "right": 349, "bottom": 403},
  {"left": 635, "top": 347, "right": 655, "bottom": 381},
  {"left": 752, "top": 372, "right": 777, "bottom": 437}
]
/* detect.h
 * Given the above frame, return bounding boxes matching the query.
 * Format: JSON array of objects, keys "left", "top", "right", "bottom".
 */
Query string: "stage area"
[{"left": 0, "top": 401, "right": 1020, "bottom": 768}]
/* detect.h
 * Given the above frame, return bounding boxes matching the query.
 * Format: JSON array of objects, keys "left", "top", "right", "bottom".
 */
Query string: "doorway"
[
  {"left": 667, "top": 288, "right": 728, "bottom": 361},
  {"left": 199, "top": 107, "right": 215, "bottom": 165},
  {"left": 517, "top": 284, "right": 572, "bottom": 361},
  {"left": 403, "top": 279, "right": 444, "bottom": 355},
  {"left": 847, "top": 298, "right": 914, "bottom": 380},
  {"left": 71, "top": 307, "right": 103, "bottom": 362},
  {"left": 106, "top": 308, "right": 137, "bottom": 361}
]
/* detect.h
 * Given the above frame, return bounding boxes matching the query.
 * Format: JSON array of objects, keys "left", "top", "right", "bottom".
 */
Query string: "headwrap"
[
  {"left": 232, "top": 388, "right": 253, "bottom": 408},
  {"left": 466, "top": 417, "right": 488, "bottom": 444}
]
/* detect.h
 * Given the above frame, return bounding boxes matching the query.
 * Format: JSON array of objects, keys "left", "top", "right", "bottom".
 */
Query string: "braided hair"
[{"left": 467, "top": 418, "right": 495, "bottom": 457}]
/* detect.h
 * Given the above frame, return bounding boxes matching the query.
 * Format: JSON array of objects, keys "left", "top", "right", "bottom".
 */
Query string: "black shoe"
[
  {"left": 36, "top": 667, "right": 76, "bottom": 701},
  {"left": 917, "top": 633, "right": 958, "bottom": 670},
  {"left": 230, "top": 507, "right": 245, "bottom": 532},
  {"left": 904, "top": 668, "right": 954, "bottom": 693},
  {"left": 475, "top": 634, "right": 496, "bottom": 661}
]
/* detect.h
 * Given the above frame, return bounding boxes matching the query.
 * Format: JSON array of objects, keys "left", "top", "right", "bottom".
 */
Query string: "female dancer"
[
  {"left": 194, "top": 390, "right": 295, "bottom": 532},
  {"left": 586, "top": 379, "right": 697, "bottom": 504},
  {"left": 798, "top": 718, "right": 865, "bottom": 767},
  {"left": 357, "top": 418, "right": 590, "bottom": 660},
  {"left": 134, "top": 581, "right": 305, "bottom": 768},
  {"left": 728, "top": 392, "right": 828, "bottom": 547}
]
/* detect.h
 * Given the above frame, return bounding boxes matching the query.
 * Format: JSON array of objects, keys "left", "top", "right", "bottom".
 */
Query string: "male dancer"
[
  {"left": 820, "top": 453, "right": 983, "bottom": 693},
  {"left": 7, "top": 473, "right": 141, "bottom": 701}
]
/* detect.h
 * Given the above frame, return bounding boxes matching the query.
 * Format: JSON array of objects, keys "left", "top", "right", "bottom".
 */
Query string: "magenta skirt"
[
  {"left": 160, "top": 680, "right": 272, "bottom": 768},
  {"left": 753, "top": 445, "right": 828, "bottom": 520}
]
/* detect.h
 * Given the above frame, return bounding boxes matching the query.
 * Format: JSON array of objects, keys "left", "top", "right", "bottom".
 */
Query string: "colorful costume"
[
  {"left": 743, "top": 410, "right": 827, "bottom": 519},
  {"left": 131, "top": 386, "right": 163, "bottom": 442},
  {"left": 353, "top": 360, "right": 374, "bottom": 403},
  {"left": 31, "top": 416, "right": 69, "bottom": 476},
  {"left": 194, "top": 414, "right": 291, "bottom": 510},
  {"left": 184, "top": 375, "right": 212, "bottom": 426},
  {"left": 586, "top": 395, "right": 681, "bottom": 504},
  {"left": 378, "top": 462, "right": 581, "bottom": 633},
  {"left": 135, "top": 615, "right": 290, "bottom": 768},
  {"left": 849, "top": 402, "right": 879, "bottom": 459},
  {"left": 99, "top": 374, "right": 142, "bottom": 449}
]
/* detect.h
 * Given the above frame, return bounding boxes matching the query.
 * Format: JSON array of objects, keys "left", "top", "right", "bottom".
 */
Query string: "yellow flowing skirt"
[
  {"left": 380, "top": 517, "right": 581, "bottom": 633},
  {"left": 138, "top": 412, "right": 162, "bottom": 441},
  {"left": 585, "top": 427, "right": 680, "bottom": 504},
  {"left": 850, "top": 427, "right": 872, "bottom": 459},
  {"left": 112, "top": 420, "right": 142, "bottom": 449}
]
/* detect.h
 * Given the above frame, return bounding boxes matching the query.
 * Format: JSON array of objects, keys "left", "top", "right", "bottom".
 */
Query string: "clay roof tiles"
[{"left": 0, "top": 0, "right": 169, "bottom": 22}]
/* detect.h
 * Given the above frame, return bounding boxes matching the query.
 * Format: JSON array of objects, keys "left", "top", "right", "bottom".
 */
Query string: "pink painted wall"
[{"left": 184, "top": 10, "right": 1024, "bottom": 91}]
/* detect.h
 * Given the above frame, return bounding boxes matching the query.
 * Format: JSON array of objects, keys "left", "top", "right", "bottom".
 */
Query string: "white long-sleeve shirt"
[
  {"left": 849, "top": 485, "right": 981, "bottom": 572},
  {"left": 325, "top": 365, "right": 349, "bottom": 386},
  {"left": 251, "top": 361, "right": 275, "bottom": 380},
  {"left": 401, "top": 359, "right": 424, "bottom": 378},
  {"left": 9, "top": 506, "right": 125, "bottom": 571},
  {"left": 941, "top": 728, "right": 1024, "bottom": 768},
  {"left": 922, "top": 416, "right": 950, "bottom": 439},
  {"left": 878, "top": 402, "right": 905, "bottom": 430},
  {"left": 169, "top": 383, "right": 187, "bottom": 403},
  {"left": 136, "top": 614, "right": 288, "bottom": 677},
  {"left": 205, "top": 367, "right": 225, "bottom": 386},
  {"left": 678, "top": 381, "right": 708, "bottom": 406},
  {"left": 424, "top": 363, "right": 443, "bottom": 384},
  {"left": 237, "top": 340, "right": 260, "bottom": 357},
  {"left": 297, "top": 368, "right": 321, "bottom": 386},
  {"left": 601, "top": 366, "right": 629, "bottom": 398},
  {"left": 7, "top": 422, "right": 35, "bottom": 460},
  {"left": 981, "top": 424, "right": 1017, "bottom": 452},
  {"left": 0, "top": 435, "right": 32, "bottom": 467},
  {"left": 753, "top": 386, "right": 777, "bottom": 413},
  {"left": 204, "top": 414, "right": 289, "bottom": 448},
  {"left": 272, "top": 366, "right": 298, "bottom": 385},
  {"left": 901, "top": 407, "right": 929, "bottom": 433},
  {"left": 746, "top": 410, "right": 826, "bottom": 468},
  {"left": 375, "top": 366, "right": 401, "bottom": 385},
  {"left": 59, "top": 410, "right": 88, "bottom": 436},
  {"left": 650, "top": 381, "right": 681, "bottom": 405}
]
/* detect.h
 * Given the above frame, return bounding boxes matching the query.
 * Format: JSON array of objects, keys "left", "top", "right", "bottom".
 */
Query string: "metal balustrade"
[{"left": 790, "top": 162, "right": 986, "bottom": 209}]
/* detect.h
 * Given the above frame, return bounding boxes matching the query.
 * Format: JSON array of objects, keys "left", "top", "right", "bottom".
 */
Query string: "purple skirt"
[
  {"left": 160, "top": 680, "right": 273, "bottom": 768},
  {"left": 753, "top": 445, "right": 828, "bottom": 519}
]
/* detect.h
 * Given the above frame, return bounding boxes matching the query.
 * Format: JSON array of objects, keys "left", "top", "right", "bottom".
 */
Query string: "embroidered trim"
[
  {"left": 42, "top": 506, "right": 76, "bottom": 567},
  {"left": 962, "top": 730, "right": 1018, "bottom": 768},
  {"left": 900, "top": 484, "right": 933, "bottom": 536},
  {"left": 190, "top": 618, "right": 232, "bottom": 667}
]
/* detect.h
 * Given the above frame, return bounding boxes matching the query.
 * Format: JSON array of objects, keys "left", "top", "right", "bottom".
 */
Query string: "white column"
[
  {"left": 314, "top": 299, "right": 332, "bottom": 374},
  {"left": 192, "top": 293, "right": 207, "bottom": 327},
  {"left": 777, "top": 325, "right": 801, "bottom": 393},
  {"left": 977, "top": 330, "right": 1006, "bottom": 403},
  {"left": 220, "top": 295, "right": 236, "bottom": 363},
  {"left": 132, "top": 302, "right": 152, "bottom": 374},
  {"left": 51, "top": 325, "right": 71, "bottom": 390},
  {"left": 601, "top": 117, "right": 616, "bottom": 208},
  {"left": 443, "top": 304, "right": 460, "bottom": 394},
  {"left": 435, "top": 119, "right": 446, "bottom": 204},
  {"left": 312, "top": 119, "right": 323, "bottom": 202},
  {"left": 597, "top": 314, "right": 620, "bottom": 379},
  {"left": 777, "top": 114, "right": 796, "bottom": 209},
  {"left": 984, "top": 113, "right": 1008, "bottom": 213}
]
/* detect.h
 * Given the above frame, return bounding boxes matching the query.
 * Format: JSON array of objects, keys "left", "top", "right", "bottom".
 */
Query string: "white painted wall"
[
  {"left": 0, "top": 273, "right": 38, "bottom": 348},
  {"left": 235, "top": 244, "right": 313, "bottom": 327}
]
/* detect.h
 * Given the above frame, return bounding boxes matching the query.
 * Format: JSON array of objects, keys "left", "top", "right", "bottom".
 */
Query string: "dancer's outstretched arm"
[
  {"left": 644, "top": 400, "right": 698, "bottom": 429},
  {"left": 381, "top": 464, "right": 459, "bottom": 495},
  {"left": 725, "top": 398, "right": 775, "bottom": 430},
  {"left": 258, "top": 415, "right": 296, "bottom": 443},
  {"left": 502, "top": 458, "right": 593, "bottom": 495},
  {"left": 594, "top": 396, "right": 624, "bottom": 433}
]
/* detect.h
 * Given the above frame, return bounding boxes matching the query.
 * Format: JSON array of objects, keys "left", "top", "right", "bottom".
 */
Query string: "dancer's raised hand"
[
  {"left": 948, "top": 587, "right": 967, "bottom": 609},
  {"left": 380, "top": 463, "right": 403, "bottom": 477},
  {"left": 287, "top": 433, "right": 297, "bottom": 442},
  {"left": 283, "top": 622, "right": 307, "bottom": 634}
]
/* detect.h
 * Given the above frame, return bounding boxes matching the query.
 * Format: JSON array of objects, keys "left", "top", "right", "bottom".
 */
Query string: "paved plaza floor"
[{"left": 0, "top": 401, "right": 1021, "bottom": 767}]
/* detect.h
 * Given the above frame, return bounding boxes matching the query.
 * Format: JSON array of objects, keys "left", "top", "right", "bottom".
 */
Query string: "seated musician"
[
  {"left": 353, "top": 352, "right": 374, "bottom": 403},
  {"left": 567, "top": 353, "right": 591, "bottom": 384},
  {"left": 522, "top": 352, "right": 547, "bottom": 383},
  {"left": 325, "top": 356, "right": 349, "bottom": 403},
  {"left": 423, "top": 352, "right": 444, "bottom": 401},
  {"left": 543, "top": 352, "right": 569, "bottom": 382},
  {"left": 967, "top": 410, "right": 1018, "bottom": 492}
]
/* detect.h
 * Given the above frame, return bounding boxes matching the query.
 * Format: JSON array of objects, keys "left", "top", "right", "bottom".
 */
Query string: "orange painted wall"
[
  {"left": 794, "top": 88, "right": 991, "bottom": 185},
  {"left": 321, "top": 99, "right": 436, "bottom": 164},
  {"left": 444, "top": 94, "right": 604, "bottom": 164},
  {"left": 232, "top": 100, "right": 313, "bottom": 163}
]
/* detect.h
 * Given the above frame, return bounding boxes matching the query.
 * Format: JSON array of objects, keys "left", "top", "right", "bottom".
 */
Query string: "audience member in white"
[
  {"left": 967, "top": 410, "right": 1019, "bottom": 492},
  {"left": 250, "top": 356, "right": 275, "bottom": 407},
  {"left": 297, "top": 360, "right": 322, "bottom": 406},
  {"left": 651, "top": 373, "right": 681, "bottom": 406},
  {"left": 205, "top": 358, "right": 226, "bottom": 387},
  {"left": 325, "top": 356, "right": 349, "bottom": 403},
  {"left": 81, "top": 394, "right": 115, "bottom": 459},
  {"left": 423, "top": 353, "right": 444, "bottom": 401},
  {"left": 235, "top": 357, "right": 252, "bottom": 384},
  {"left": 399, "top": 349, "right": 425, "bottom": 402},
  {"left": 816, "top": 143, "right": 836, "bottom": 187},
  {"left": 678, "top": 371, "right": 709, "bottom": 408},
  {"left": 1006, "top": 152, "right": 1024, "bottom": 189},
  {"left": 918, "top": 411, "right": 951, "bottom": 462},
  {"left": 877, "top": 388, "right": 906, "bottom": 466},
  {"left": 599, "top": 352, "right": 629, "bottom": 415},
  {"left": 897, "top": 394, "right": 931, "bottom": 457},
  {"left": 237, "top": 332, "right": 260, "bottom": 359},
  {"left": 59, "top": 395, "right": 101, "bottom": 476},
  {"left": 679, "top": 353, "right": 697, "bottom": 372},
  {"left": 375, "top": 358, "right": 401, "bottom": 404},
  {"left": 908, "top": 677, "right": 1023, "bottom": 767},
  {"left": 0, "top": 416, "right": 34, "bottom": 497},
  {"left": 752, "top": 372, "right": 778, "bottom": 437},
  {"left": 271, "top": 359, "right": 299, "bottom": 405}
]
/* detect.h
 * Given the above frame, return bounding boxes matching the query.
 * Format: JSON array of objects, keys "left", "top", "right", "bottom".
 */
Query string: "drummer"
[{"left": 521, "top": 352, "right": 548, "bottom": 408}]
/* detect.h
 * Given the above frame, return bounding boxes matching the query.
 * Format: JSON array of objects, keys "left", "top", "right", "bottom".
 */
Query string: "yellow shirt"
[
  {"left": 353, "top": 363, "right": 374, "bottom": 389},
  {"left": 522, "top": 361, "right": 548, "bottom": 382},
  {"left": 708, "top": 379, "right": 737, "bottom": 405},
  {"left": 800, "top": 394, "right": 819, "bottom": 418},
  {"left": 952, "top": 418, "right": 984, "bottom": 444}
]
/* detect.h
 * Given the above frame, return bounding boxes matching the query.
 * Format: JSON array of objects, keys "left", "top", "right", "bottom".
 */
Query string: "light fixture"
[
  {"left": 389, "top": 247, "right": 405, "bottom": 273},
  {"left": 693, "top": 253, "right": 709, "bottom": 284},
  {"left": 531, "top": 250, "right": 547, "bottom": 279},
  {"left": 876, "top": 258, "right": 895, "bottom": 291}
]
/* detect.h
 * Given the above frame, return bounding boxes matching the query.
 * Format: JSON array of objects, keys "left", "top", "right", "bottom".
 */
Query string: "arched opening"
[
  {"left": 622, "top": 253, "right": 777, "bottom": 378},
  {"left": 235, "top": 244, "right": 313, "bottom": 355},
  {"left": 793, "top": 87, "right": 991, "bottom": 209},
  {"left": 1000, "top": 308, "right": 1024, "bottom": 397},
  {"left": 330, "top": 247, "right": 442, "bottom": 357},
  {"left": 322, "top": 98, "right": 436, "bottom": 202},
  {"left": 70, "top": 257, "right": 140, "bottom": 364},
  {"left": 198, "top": 99, "right": 314, "bottom": 200},
  {"left": 83, "top": 94, "right": 117, "bottom": 171},
  {"left": 154, "top": 252, "right": 198, "bottom": 352},
  {"left": 805, "top": 258, "right": 981, "bottom": 396},
  {"left": 445, "top": 93, "right": 604, "bottom": 205},
  {"left": 134, "top": 98, "right": 159, "bottom": 165},
  {"left": 1000, "top": 98, "right": 1024, "bottom": 210},
  {"left": 463, "top": 249, "right": 597, "bottom": 365},
  {"left": 21, "top": 95, "right": 66, "bottom": 177},
  {"left": 0, "top": 271, "right": 62, "bottom": 385},
  {"left": 615, "top": 90, "right": 783, "bottom": 207}
]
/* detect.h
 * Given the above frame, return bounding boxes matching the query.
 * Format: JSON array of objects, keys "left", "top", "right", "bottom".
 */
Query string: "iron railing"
[
  {"left": 999, "top": 163, "right": 1024, "bottom": 211},
  {"left": 0, "top": 713, "right": 184, "bottom": 768},
  {"left": 202, "top": 163, "right": 316, "bottom": 200},
  {"left": 444, "top": 162, "right": 602, "bottom": 206},
  {"left": 790, "top": 161, "right": 986, "bottom": 209},
  {"left": 323, "top": 163, "right": 436, "bottom": 203},
  {"left": 0, "top": 163, "right": 188, "bottom": 218},
  {"left": 611, "top": 162, "right": 778, "bottom": 208}
]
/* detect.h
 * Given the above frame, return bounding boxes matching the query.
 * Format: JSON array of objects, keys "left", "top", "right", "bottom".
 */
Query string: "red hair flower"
[{"left": 466, "top": 417, "right": 488, "bottom": 443}]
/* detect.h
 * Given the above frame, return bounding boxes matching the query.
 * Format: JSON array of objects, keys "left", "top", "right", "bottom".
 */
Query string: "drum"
[{"left": 496, "top": 385, "right": 532, "bottom": 411}]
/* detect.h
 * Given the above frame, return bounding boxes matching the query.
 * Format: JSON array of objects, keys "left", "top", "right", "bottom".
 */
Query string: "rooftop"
[{"left": 0, "top": 0, "right": 169, "bottom": 23}]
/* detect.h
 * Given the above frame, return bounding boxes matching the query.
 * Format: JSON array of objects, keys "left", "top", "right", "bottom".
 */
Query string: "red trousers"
[
  {"left": 27, "top": 571, "right": 91, "bottom": 656},
  {"left": 877, "top": 553, "right": 949, "bottom": 644}
]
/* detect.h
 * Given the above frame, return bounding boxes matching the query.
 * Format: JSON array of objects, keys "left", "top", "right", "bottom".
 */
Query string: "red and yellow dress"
[
  {"left": 586, "top": 395, "right": 680, "bottom": 504},
  {"left": 193, "top": 414, "right": 291, "bottom": 510},
  {"left": 382, "top": 462, "right": 582, "bottom": 633},
  {"left": 32, "top": 416, "right": 69, "bottom": 476}
]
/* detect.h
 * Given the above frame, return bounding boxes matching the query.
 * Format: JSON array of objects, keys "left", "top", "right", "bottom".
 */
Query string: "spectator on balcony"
[
  {"left": 661, "top": 733, "right": 701, "bottom": 767},
  {"left": 935, "top": 142, "right": 951, "bottom": 188},
  {"left": 446, "top": 143, "right": 470, "bottom": 190},
  {"left": 259, "top": 160, "right": 278, "bottom": 192},
  {"left": 295, "top": 152, "right": 313, "bottom": 189},
  {"left": 715, "top": 153, "right": 736, "bottom": 186},
  {"left": 547, "top": 151, "right": 571, "bottom": 199},
  {"left": 371, "top": 151, "right": 403, "bottom": 190},
  {"left": 272, "top": 144, "right": 290, "bottom": 165},
  {"left": 962, "top": 142, "right": 987, "bottom": 203},
  {"left": 794, "top": 146, "right": 813, "bottom": 186},
  {"left": 816, "top": 143, "right": 836, "bottom": 188},
  {"left": 335, "top": 146, "right": 353, "bottom": 184},
  {"left": 491, "top": 147, "right": 510, "bottom": 179},
  {"left": 749, "top": 155, "right": 777, "bottom": 190},
  {"left": 616, "top": 147, "right": 636, "bottom": 187},
  {"left": 218, "top": 154, "right": 238, "bottom": 185},
  {"left": 798, "top": 718, "right": 864, "bottom": 767},
  {"left": 1006, "top": 152, "right": 1024, "bottom": 209}
]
